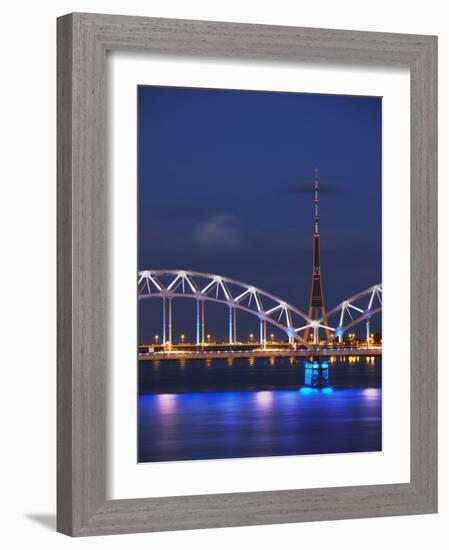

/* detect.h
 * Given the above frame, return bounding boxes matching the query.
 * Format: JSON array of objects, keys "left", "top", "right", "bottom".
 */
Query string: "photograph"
[
  {"left": 137, "top": 85, "right": 383, "bottom": 463},
  {"left": 0, "top": 0, "right": 440, "bottom": 542}
]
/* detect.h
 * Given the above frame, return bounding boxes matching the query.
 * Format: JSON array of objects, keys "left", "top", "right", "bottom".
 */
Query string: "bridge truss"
[{"left": 138, "top": 270, "right": 382, "bottom": 348}]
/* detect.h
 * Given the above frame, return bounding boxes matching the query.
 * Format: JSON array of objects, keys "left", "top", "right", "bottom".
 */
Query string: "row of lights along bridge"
[{"left": 140, "top": 331, "right": 382, "bottom": 353}]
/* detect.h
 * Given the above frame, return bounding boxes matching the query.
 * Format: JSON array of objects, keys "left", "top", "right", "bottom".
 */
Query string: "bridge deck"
[{"left": 138, "top": 347, "right": 382, "bottom": 361}]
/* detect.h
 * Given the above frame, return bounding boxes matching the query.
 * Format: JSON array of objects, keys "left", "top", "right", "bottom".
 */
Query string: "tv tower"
[{"left": 304, "top": 169, "right": 330, "bottom": 344}]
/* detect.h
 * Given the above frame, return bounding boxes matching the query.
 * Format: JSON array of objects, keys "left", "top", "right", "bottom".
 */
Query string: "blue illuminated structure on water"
[
  {"left": 302, "top": 360, "right": 330, "bottom": 392},
  {"left": 304, "top": 360, "right": 329, "bottom": 370}
]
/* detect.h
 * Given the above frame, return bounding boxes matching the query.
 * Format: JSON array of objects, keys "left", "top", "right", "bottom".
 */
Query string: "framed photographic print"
[{"left": 57, "top": 13, "right": 437, "bottom": 536}]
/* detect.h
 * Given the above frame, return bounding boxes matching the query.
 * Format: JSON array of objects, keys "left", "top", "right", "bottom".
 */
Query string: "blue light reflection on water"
[{"left": 138, "top": 386, "right": 382, "bottom": 463}]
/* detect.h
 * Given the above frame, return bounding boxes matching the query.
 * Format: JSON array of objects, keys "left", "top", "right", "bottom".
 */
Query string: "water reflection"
[
  {"left": 255, "top": 390, "right": 274, "bottom": 409},
  {"left": 157, "top": 393, "right": 176, "bottom": 413},
  {"left": 362, "top": 387, "right": 380, "bottom": 400},
  {"left": 139, "top": 383, "right": 382, "bottom": 462}
]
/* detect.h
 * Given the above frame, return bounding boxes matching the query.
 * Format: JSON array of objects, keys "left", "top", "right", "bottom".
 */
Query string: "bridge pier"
[
  {"left": 162, "top": 296, "right": 167, "bottom": 346},
  {"left": 335, "top": 326, "right": 343, "bottom": 344},
  {"left": 168, "top": 297, "right": 173, "bottom": 348},
  {"left": 196, "top": 298, "right": 200, "bottom": 346},
  {"left": 201, "top": 300, "right": 205, "bottom": 346},
  {"left": 259, "top": 319, "right": 267, "bottom": 349},
  {"left": 228, "top": 305, "right": 233, "bottom": 344},
  {"left": 366, "top": 319, "right": 370, "bottom": 348}
]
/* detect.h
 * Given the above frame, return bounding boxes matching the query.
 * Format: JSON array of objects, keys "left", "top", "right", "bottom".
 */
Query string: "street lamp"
[
  {"left": 181, "top": 334, "right": 185, "bottom": 344},
  {"left": 154, "top": 334, "right": 159, "bottom": 345},
  {"left": 270, "top": 333, "right": 275, "bottom": 342},
  {"left": 249, "top": 333, "right": 254, "bottom": 343},
  {"left": 207, "top": 334, "right": 211, "bottom": 344}
]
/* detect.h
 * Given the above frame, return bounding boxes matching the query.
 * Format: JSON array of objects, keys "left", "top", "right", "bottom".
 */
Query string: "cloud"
[
  {"left": 193, "top": 212, "right": 243, "bottom": 249},
  {"left": 283, "top": 178, "right": 345, "bottom": 195}
]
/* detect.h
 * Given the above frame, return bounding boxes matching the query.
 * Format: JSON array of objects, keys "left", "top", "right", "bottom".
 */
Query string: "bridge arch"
[
  {"left": 138, "top": 270, "right": 310, "bottom": 345},
  {"left": 317, "top": 284, "right": 383, "bottom": 344},
  {"left": 138, "top": 270, "right": 382, "bottom": 347}
]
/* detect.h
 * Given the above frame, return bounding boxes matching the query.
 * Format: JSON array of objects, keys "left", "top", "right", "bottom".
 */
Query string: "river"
[{"left": 138, "top": 355, "right": 381, "bottom": 462}]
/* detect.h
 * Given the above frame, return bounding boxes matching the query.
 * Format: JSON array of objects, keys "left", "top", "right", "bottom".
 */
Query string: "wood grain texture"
[
  {"left": 57, "top": 13, "right": 74, "bottom": 536},
  {"left": 57, "top": 12, "right": 438, "bottom": 536}
]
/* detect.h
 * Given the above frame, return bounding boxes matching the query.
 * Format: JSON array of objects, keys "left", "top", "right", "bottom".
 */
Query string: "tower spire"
[{"left": 304, "top": 169, "right": 330, "bottom": 344}]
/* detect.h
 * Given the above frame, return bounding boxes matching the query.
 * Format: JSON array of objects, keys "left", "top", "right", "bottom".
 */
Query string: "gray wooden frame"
[{"left": 57, "top": 12, "right": 437, "bottom": 537}]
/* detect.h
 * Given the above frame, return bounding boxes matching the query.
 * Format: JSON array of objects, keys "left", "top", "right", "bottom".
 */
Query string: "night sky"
[{"left": 138, "top": 86, "right": 382, "bottom": 342}]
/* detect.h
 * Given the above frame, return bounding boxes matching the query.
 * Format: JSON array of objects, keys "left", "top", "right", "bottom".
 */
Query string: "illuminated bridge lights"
[{"left": 138, "top": 270, "right": 382, "bottom": 349}]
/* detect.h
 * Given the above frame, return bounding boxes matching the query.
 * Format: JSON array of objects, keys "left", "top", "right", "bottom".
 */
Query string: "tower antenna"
[{"left": 304, "top": 169, "right": 330, "bottom": 344}]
